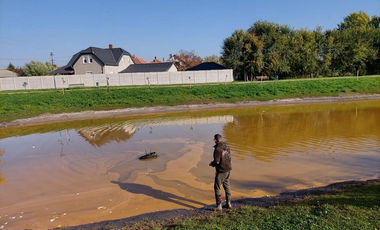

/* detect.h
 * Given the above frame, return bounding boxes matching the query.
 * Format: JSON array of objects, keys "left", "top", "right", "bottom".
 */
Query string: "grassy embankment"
[
  {"left": 97, "top": 182, "right": 380, "bottom": 230},
  {"left": 1, "top": 76, "right": 380, "bottom": 122}
]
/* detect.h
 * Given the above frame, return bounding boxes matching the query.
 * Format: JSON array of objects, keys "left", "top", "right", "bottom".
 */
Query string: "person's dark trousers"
[{"left": 214, "top": 171, "right": 231, "bottom": 206}]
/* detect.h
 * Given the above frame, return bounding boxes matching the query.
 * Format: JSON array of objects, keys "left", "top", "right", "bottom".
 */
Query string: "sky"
[{"left": 0, "top": 0, "right": 379, "bottom": 68}]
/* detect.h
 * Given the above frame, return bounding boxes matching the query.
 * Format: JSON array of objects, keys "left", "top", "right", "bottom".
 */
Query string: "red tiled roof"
[
  {"left": 150, "top": 56, "right": 162, "bottom": 63},
  {"left": 132, "top": 55, "right": 148, "bottom": 64},
  {"left": 174, "top": 55, "right": 187, "bottom": 63}
]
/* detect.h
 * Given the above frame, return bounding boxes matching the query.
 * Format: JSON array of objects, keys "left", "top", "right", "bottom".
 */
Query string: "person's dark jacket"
[{"left": 211, "top": 141, "right": 232, "bottom": 173}]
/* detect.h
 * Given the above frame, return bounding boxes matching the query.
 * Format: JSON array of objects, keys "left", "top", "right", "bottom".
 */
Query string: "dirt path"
[
  {"left": 2, "top": 94, "right": 380, "bottom": 128},
  {"left": 56, "top": 179, "right": 380, "bottom": 230}
]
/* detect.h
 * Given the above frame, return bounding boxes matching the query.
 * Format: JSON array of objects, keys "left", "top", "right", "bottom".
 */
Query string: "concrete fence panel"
[
  {"left": 168, "top": 72, "right": 183, "bottom": 84},
  {"left": 14, "top": 77, "right": 30, "bottom": 90},
  {"left": 69, "top": 75, "right": 82, "bottom": 85},
  {"left": 0, "top": 69, "right": 233, "bottom": 91},
  {"left": 41, "top": 76, "right": 55, "bottom": 89},
  {"left": 193, "top": 71, "right": 206, "bottom": 84},
  {"left": 157, "top": 72, "right": 170, "bottom": 85},
  {"left": 145, "top": 72, "right": 158, "bottom": 85},
  {"left": 132, "top": 73, "right": 145, "bottom": 86},
  {"left": 28, "top": 76, "right": 43, "bottom": 89},
  {"left": 81, "top": 75, "right": 94, "bottom": 87},
  {"left": 1, "top": 78, "right": 16, "bottom": 90},
  {"left": 93, "top": 74, "right": 107, "bottom": 87},
  {"left": 207, "top": 70, "right": 219, "bottom": 83},
  {"left": 106, "top": 74, "right": 120, "bottom": 86},
  {"left": 120, "top": 73, "right": 133, "bottom": 86}
]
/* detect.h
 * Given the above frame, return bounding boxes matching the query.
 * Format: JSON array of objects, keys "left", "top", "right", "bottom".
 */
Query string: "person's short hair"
[{"left": 214, "top": 134, "right": 222, "bottom": 141}]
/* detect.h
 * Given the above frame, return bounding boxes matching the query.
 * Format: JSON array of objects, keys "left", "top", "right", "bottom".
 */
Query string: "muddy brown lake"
[{"left": 0, "top": 100, "right": 379, "bottom": 229}]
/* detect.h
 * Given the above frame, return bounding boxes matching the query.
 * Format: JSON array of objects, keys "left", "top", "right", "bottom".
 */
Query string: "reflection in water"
[
  {"left": 77, "top": 123, "right": 136, "bottom": 147},
  {"left": 0, "top": 101, "right": 379, "bottom": 229},
  {"left": 76, "top": 116, "right": 233, "bottom": 147},
  {"left": 223, "top": 103, "right": 380, "bottom": 161}
]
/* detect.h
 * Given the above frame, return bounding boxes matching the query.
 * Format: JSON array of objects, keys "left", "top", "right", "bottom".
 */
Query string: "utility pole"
[{"left": 50, "top": 52, "right": 54, "bottom": 66}]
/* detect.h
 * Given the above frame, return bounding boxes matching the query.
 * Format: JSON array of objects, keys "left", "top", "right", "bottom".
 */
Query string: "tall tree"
[
  {"left": 24, "top": 61, "right": 56, "bottom": 76},
  {"left": 204, "top": 55, "right": 222, "bottom": 64},
  {"left": 221, "top": 30, "right": 248, "bottom": 80},
  {"left": 337, "top": 11, "right": 377, "bottom": 76},
  {"left": 248, "top": 21, "right": 293, "bottom": 78},
  {"left": 7, "top": 63, "right": 15, "bottom": 72}
]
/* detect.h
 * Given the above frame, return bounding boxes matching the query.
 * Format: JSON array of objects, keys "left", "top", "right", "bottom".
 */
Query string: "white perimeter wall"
[{"left": 0, "top": 69, "right": 233, "bottom": 91}]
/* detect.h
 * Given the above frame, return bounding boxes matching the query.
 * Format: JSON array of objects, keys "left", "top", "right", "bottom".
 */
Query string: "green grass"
[
  {"left": 165, "top": 183, "right": 380, "bottom": 230},
  {"left": 1, "top": 76, "right": 380, "bottom": 122}
]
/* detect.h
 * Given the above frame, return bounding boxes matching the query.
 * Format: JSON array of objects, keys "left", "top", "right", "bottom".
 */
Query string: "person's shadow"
[{"left": 111, "top": 181, "right": 207, "bottom": 209}]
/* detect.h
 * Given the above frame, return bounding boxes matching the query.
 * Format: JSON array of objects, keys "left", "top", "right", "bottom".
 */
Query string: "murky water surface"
[{"left": 0, "top": 100, "right": 379, "bottom": 229}]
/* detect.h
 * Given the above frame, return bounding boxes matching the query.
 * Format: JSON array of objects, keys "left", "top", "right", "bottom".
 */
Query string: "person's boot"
[
  {"left": 213, "top": 195, "right": 222, "bottom": 211},
  {"left": 223, "top": 194, "right": 232, "bottom": 209}
]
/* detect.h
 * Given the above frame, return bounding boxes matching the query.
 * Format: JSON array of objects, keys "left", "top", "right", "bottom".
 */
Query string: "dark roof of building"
[
  {"left": 51, "top": 65, "right": 74, "bottom": 74},
  {"left": 51, "top": 46, "right": 134, "bottom": 75},
  {"left": 186, "top": 62, "right": 227, "bottom": 71},
  {"left": 120, "top": 62, "right": 176, "bottom": 73}
]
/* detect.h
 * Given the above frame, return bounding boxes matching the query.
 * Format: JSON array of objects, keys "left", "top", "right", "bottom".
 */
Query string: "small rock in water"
[
  {"left": 97, "top": 206, "right": 106, "bottom": 210},
  {"left": 109, "top": 199, "right": 112, "bottom": 202},
  {"left": 50, "top": 219, "right": 55, "bottom": 222},
  {"left": 63, "top": 213, "right": 67, "bottom": 216},
  {"left": 76, "top": 193, "right": 79, "bottom": 195},
  {"left": 0, "top": 226, "right": 4, "bottom": 229},
  {"left": 19, "top": 216, "right": 23, "bottom": 218}
]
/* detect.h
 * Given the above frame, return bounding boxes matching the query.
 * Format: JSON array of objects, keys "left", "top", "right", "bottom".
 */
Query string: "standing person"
[{"left": 209, "top": 134, "right": 232, "bottom": 211}]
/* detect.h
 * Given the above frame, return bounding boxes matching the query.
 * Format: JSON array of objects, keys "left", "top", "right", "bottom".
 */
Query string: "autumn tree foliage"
[
  {"left": 221, "top": 11, "right": 380, "bottom": 80},
  {"left": 176, "top": 50, "right": 203, "bottom": 71}
]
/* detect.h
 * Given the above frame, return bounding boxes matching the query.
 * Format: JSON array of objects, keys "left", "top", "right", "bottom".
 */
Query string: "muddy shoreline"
[
  {"left": 57, "top": 179, "right": 380, "bottom": 230},
  {"left": 2, "top": 94, "right": 380, "bottom": 128}
]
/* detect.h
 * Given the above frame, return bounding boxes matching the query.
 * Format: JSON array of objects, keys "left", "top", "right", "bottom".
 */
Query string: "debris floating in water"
[{"left": 139, "top": 151, "right": 158, "bottom": 160}]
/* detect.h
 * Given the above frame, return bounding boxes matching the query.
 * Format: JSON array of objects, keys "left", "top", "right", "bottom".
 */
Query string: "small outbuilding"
[{"left": 186, "top": 62, "right": 227, "bottom": 71}]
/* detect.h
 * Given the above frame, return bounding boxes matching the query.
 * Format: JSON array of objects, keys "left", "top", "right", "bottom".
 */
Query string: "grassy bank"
[
  {"left": 167, "top": 183, "right": 380, "bottom": 230},
  {"left": 1, "top": 76, "right": 380, "bottom": 122},
  {"left": 80, "top": 181, "right": 378, "bottom": 230}
]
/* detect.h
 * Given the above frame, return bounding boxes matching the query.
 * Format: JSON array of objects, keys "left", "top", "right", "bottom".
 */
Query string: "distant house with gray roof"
[{"left": 51, "top": 44, "right": 135, "bottom": 75}]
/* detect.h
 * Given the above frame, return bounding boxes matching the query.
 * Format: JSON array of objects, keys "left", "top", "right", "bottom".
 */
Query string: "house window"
[
  {"left": 83, "top": 56, "right": 87, "bottom": 64},
  {"left": 89, "top": 55, "right": 93, "bottom": 63},
  {"left": 86, "top": 71, "right": 93, "bottom": 75}
]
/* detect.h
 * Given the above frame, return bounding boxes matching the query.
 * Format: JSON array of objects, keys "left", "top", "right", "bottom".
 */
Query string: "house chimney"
[
  {"left": 109, "top": 44, "right": 113, "bottom": 49},
  {"left": 163, "top": 58, "right": 165, "bottom": 62}
]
